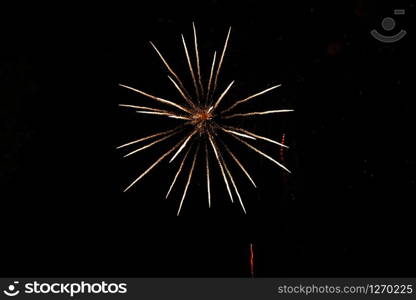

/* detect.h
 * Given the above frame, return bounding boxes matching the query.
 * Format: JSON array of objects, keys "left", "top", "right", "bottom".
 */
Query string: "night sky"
[{"left": 1, "top": 0, "right": 415, "bottom": 277}]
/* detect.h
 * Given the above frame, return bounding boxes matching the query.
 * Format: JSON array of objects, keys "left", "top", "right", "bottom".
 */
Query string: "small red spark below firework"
[
  {"left": 250, "top": 243, "right": 254, "bottom": 277},
  {"left": 280, "top": 133, "right": 286, "bottom": 163}
]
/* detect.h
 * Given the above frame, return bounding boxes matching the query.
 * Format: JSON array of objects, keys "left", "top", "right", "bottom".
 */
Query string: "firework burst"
[{"left": 118, "top": 23, "right": 293, "bottom": 215}]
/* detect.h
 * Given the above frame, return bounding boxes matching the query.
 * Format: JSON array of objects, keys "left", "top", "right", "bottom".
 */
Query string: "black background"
[{"left": 1, "top": 0, "right": 415, "bottom": 277}]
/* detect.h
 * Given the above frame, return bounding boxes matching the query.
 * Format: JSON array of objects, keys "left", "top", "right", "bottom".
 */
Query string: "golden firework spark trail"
[
  {"left": 213, "top": 80, "right": 234, "bottom": 110},
  {"left": 231, "top": 135, "right": 291, "bottom": 174},
  {"left": 167, "top": 75, "right": 195, "bottom": 108},
  {"left": 118, "top": 104, "right": 166, "bottom": 112},
  {"left": 119, "top": 84, "right": 192, "bottom": 114},
  {"left": 117, "top": 126, "right": 181, "bottom": 149},
  {"left": 149, "top": 41, "right": 193, "bottom": 104},
  {"left": 118, "top": 24, "right": 293, "bottom": 214},
  {"left": 192, "top": 22, "right": 204, "bottom": 99},
  {"left": 169, "top": 129, "right": 197, "bottom": 163},
  {"left": 222, "top": 109, "right": 294, "bottom": 120},
  {"left": 223, "top": 125, "right": 288, "bottom": 148},
  {"left": 166, "top": 143, "right": 193, "bottom": 199},
  {"left": 206, "top": 51, "right": 217, "bottom": 103},
  {"left": 212, "top": 27, "right": 231, "bottom": 100},
  {"left": 217, "top": 142, "right": 246, "bottom": 213},
  {"left": 222, "top": 84, "right": 282, "bottom": 114},
  {"left": 219, "top": 139, "right": 257, "bottom": 188},
  {"left": 177, "top": 142, "right": 200, "bottom": 216},
  {"left": 208, "top": 131, "right": 234, "bottom": 203},
  {"left": 122, "top": 134, "right": 191, "bottom": 192},
  {"left": 123, "top": 129, "right": 182, "bottom": 158},
  {"left": 136, "top": 111, "right": 191, "bottom": 120},
  {"left": 181, "top": 34, "right": 200, "bottom": 101},
  {"left": 220, "top": 127, "right": 257, "bottom": 140},
  {"left": 204, "top": 142, "right": 211, "bottom": 208}
]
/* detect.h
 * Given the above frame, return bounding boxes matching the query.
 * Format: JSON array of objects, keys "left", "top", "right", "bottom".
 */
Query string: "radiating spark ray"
[
  {"left": 117, "top": 126, "right": 181, "bottom": 149},
  {"left": 232, "top": 135, "right": 291, "bottom": 173},
  {"left": 222, "top": 109, "right": 294, "bottom": 119},
  {"left": 181, "top": 34, "right": 200, "bottom": 101},
  {"left": 217, "top": 143, "right": 246, "bottom": 213},
  {"left": 123, "top": 130, "right": 180, "bottom": 158},
  {"left": 119, "top": 84, "right": 192, "bottom": 114},
  {"left": 224, "top": 126, "right": 289, "bottom": 148},
  {"left": 168, "top": 115, "right": 192, "bottom": 120},
  {"left": 208, "top": 132, "right": 234, "bottom": 203},
  {"left": 212, "top": 81, "right": 234, "bottom": 110},
  {"left": 206, "top": 51, "right": 217, "bottom": 103},
  {"left": 169, "top": 130, "right": 197, "bottom": 163},
  {"left": 192, "top": 22, "right": 204, "bottom": 99},
  {"left": 205, "top": 142, "right": 211, "bottom": 208},
  {"left": 177, "top": 143, "right": 199, "bottom": 216},
  {"left": 119, "top": 104, "right": 165, "bottom": 112},
  {"left": 220, "top": 127, "right": 256, "bottom": 140},
  {"left": 167, "top": 76, "right": 196, "bottom": 108},
  {"left": 222, "top": 84, "right": 282, "bottom": 113},
  {"left": 220, "top": 140, "right": 257, "bottom": 188},
  {"left": 136, "top": 111, "right": 190, "bottom": 120},
  {"left": 166, "top": 144, "right": 192, "bottom": 199},
  {"left": 212, "top": 27, "right": 231, "bottom": 98},
  {"left": 149, "top": 41, "right": 193, "bottom": 103},
  {"left": 118, "top": 103, "right": 187, "bottom": 118},
  {"left": 123, "top": 135, "right": 190, "bottom": 192}
]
